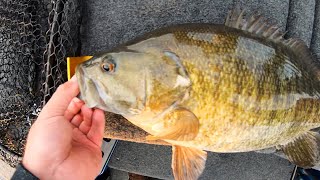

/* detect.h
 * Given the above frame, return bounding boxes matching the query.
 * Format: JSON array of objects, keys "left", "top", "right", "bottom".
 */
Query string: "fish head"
[{"left": 76, "top": 50, "right": 191, "bottom": 117}]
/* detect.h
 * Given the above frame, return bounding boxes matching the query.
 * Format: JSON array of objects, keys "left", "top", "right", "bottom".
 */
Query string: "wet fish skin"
[
  {"left": 76, "top": 11, "right": 320, "bottom": 180},
  {"left": 121, "top": 24, "right": 320, "bottom": 151}
]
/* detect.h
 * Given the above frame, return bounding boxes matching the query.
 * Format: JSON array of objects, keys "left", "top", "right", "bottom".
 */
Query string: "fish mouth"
[
  {"left": 75, "top": 64, "right": 145, "bottom": 116},
  {"left": 75, "top": 65, "right": 86, "bottom": 95},
  {"left": 76, "top": 65, "right": 83, "bottom": 81},
  {"left": 75, "top": 65, "right": 105, "bottom": 109},
  {"left": 75, "top": 65, "right": 116, "bottom": 112}
]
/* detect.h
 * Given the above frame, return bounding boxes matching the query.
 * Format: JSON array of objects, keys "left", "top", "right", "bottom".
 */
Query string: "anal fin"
[
  {"left": 280, "top": 131, "right": 320, "bottom": 168},
  {"left": 172, "top": 145, "right": 207, "bottom": 180}
]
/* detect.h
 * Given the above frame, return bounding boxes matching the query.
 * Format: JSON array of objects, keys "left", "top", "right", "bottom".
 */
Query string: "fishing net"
[{"left": 0, "top": 0, "right": 80, "bottom": 166}]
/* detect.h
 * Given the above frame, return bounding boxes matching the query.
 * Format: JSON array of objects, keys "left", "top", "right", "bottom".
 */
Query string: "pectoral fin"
[
  {"left": 146, "top": 107, "right": 199, "bottom": 141},
  {"left": 172, "top": 145, "right": 207, "bottom": 180},
  {"left": 280, "top": 131, "right": 320, "bottom": 168}
]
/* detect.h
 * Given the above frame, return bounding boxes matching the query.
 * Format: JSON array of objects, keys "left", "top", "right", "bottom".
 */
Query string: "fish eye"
[{"left": 101, "top": 62, "right": 115, "bottom": 73}]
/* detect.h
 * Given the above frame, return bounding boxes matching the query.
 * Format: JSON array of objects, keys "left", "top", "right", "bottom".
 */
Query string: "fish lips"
[
  {"left": 75, "top": 65, "right": 127, "bottom": 115},
  {"left": 76, "top": 64, "right": 149, "bottom": 118},
  {"left": 75, "top": 65, "right": 107, "bottom": 110}
]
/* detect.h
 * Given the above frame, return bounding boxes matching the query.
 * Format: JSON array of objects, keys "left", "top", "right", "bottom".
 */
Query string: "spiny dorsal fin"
[
  {"left": 225, "top": 8, "right": 285, "bottom": 43},
  {"left": 225, "top": 8, "right": 320, "bottom": 81},
  {"left": 280, "top": 131, "right": 320, "bottom": 168}
]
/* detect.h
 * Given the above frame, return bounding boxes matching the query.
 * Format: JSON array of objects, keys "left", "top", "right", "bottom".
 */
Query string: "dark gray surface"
[
  {"left": 286, "top": 0, "right": 315, "bottom": 46},
  {"left": 80, "top": 0, "right": 234, "bottom": 54},
  {"left": 109, "top": 168, "right": 129, "bottom": 180},
  {"left": 108, "top": 141, "right": 293, "bottom": 180},
  {"left": 80, "top": 0, "right": 320, "bottom": 179},
  {"left": 311, "top": 1, "right": 320, "bottom": 59},
  {"left": 80, "top": 0, "right": 320, "bottom": 58}
]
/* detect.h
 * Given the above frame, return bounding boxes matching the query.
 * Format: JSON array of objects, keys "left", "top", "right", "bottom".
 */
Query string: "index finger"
[
  {"left": 87, "top": 109, "right": 105, "bottom": 147},
  {"left": 64, "top": 97, "right": 84, "bottom": 121}
]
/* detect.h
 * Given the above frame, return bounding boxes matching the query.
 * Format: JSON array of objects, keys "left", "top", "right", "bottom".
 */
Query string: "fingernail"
[
  {"left": 70, "top": 75, "right": 77, "bottom": 82},
  {"left": 73, "top": 97, "right": 83, "bottom": 103}
]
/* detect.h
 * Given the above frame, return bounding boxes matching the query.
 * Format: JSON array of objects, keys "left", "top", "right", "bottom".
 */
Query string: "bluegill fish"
[{"left": 76, "top": 9, "right": 320, "bottom": 179}]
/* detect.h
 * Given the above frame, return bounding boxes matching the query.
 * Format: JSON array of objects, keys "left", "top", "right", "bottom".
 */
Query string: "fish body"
[
  {"left": 76, "top": 10, "right": 320, "bottom": 179},
  {"left": 123, "top": 24, "right": 320, "bottom": 152}
]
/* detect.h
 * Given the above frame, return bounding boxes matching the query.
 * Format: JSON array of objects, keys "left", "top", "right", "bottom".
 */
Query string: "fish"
[{"left": 76, "top": 8, "right": 320, "bottom": 180}]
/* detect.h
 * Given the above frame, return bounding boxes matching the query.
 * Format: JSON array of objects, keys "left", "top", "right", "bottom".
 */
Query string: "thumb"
[{"left": 40, "top": 76, "right": 80, "bottom": 118}]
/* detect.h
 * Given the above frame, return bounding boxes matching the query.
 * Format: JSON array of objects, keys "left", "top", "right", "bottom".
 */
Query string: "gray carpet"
[
  {"left": 80, "top": 0, "right": 319, "bottom": 179},
  {"left": 108, "top": 142, "right": 293, "bottom": 179}
]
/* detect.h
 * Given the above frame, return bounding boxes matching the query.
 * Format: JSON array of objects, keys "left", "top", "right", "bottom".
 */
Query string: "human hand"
[{"left": 22, "top": 76, "right": 105, "bottom": 180}]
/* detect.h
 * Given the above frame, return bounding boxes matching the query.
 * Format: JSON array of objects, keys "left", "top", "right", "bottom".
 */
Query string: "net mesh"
[
  {"left": 41, "top": 0, "right": 80, "bottom": 105},
  {"left": 0, "top": 0, "right": 79, "bottom": 166}
]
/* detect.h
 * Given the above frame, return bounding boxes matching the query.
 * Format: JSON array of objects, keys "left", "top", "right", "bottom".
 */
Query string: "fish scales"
[
  {"left": 76, "top": 10, "right": 320, "bottom": 179},
  {"left": 125, "top": 24, "right": 320, "bottom": 152}
]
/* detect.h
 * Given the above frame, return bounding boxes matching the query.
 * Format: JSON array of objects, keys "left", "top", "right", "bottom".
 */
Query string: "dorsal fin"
[
  {"left": 225, "top": 8, "right": 320, "bottom": 81},
  {"left": 283, "top": 38, "right": 320, "bottom": 80},
  {"left": 225, "top": 8, "right": 285, "bottom": 43}
]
